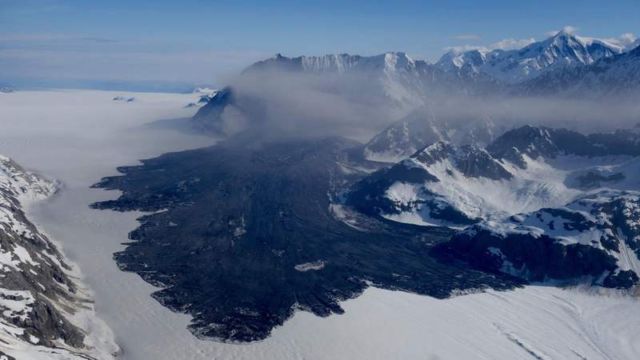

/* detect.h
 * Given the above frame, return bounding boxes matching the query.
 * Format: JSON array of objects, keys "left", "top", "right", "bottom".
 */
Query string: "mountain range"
[
  {"left": 192, "top": 30, "right": 640, "bottom": 140},
  {"left": 248, "top": 29, "right": 639, "bottom": 90},
  {"left": 522, "top": 44, "right": 640, "bottom": 96},
  {"left": 437, "top": 29, "right": 628, "bottom": 84},
  {"left": 189, "top": 29, "right": 640, "bottom": 293},
  {"left": 346, "top": 125, "right": 640, "bottom": 288}
]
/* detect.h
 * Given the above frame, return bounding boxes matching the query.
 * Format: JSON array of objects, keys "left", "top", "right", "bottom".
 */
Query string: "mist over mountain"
[
  {"left": 192, "top": 30, "right": 640, "bottom": 150},
  {"left": 192, "top": 51, "right": 494, "bottom": 141},
  {"left": 184, "top": 33, "right": 640, "bottom": 296},
  {"left": 6, "top": 0, "right": 640, "bottom": 357},
  {"left": 75, "top": 24, "right": 640, "bottom": 350}
]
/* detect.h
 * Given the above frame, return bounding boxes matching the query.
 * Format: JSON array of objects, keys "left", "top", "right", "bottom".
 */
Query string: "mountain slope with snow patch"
[
  {"left": 0, "top": 156, "right": 117, "bottom": 360},
  {"left": 439, "top": 190, "right": 640, "bottom": 288}
]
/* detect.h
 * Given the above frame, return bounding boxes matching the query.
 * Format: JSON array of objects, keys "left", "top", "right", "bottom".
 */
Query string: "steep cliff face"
[{"left": 0, "top": 155, "right": 117, "bottom": 359}]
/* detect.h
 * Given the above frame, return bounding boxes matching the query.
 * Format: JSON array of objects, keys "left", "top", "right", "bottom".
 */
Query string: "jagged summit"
[
  {"left": 349, "top": 124, "right": 640, "bottom": 229},
  {"left": 194, "top": 28, "right": 640, "bottom": 138},
  {"left": 436, "top": 48, "right": 497, "bottom": 75},
  {"left": 486, "top": 126, "right": 587, "bottom": 166},
  {"left": 411, "top": 141, "right": 512, "bottom": 180},
  {"left": 436, "top": 30, "right": 624, "bottom": 84},
  {"left": 247, "top": 51, "right": 423, "bottom": 74},
  {"left": 521, "top": 39, "right": 640, "bottom": 96}
]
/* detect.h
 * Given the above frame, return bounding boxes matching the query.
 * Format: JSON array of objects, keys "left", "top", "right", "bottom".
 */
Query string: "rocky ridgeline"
[
  {"left": 192, "top": 31, "right": 640, "bottom": 139},
  {"left": 0, "top": 156, "right": 115, "bottom": 359},
  {"left": 346, "top": 126, "right": 640, "bottom": 290}
]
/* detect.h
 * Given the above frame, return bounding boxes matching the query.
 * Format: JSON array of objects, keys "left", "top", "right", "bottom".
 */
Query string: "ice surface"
[{"left": 0, "top": 90, "right": 638, "bottom": 359}]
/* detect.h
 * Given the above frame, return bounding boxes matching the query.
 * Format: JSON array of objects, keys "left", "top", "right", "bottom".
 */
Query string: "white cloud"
[
  {"left": 596, "top": 33, "right": 638, "bottom": 50},
  {"left": 546, "top": 25, "right": 579, "bottom": 37},
  {"left": 489, "top": 38, "right": 536, "bottom": 50},
  {"left": 620, "top": 33, "right": 637, "bottom": 43},
  {"left": 564, "top": 25, "right": 579, "bottom": 34},
  {"left": 444, "top": 37, "right": 535, "bottom": 54},
  {"left": 616, "top": 33, "right": 638, "bottom": 49},
  {"left": 0, "top": 47, "right": 267, "bottom": 85},
  {"left": 453, "top": 34, "right": 481, "bottom": 41},
  {"left": 443, "top": 45, "right": 485, "bottom": 53}
]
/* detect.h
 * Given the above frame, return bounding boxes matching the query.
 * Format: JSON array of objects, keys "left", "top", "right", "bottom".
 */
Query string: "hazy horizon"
[{"left": 2, "top": 0, "right": 639, "bottom": 91}]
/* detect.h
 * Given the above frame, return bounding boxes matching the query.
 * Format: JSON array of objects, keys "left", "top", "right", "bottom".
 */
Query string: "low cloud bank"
[{"left": 214, "top": 69, "right": 640, "bottom": 143}]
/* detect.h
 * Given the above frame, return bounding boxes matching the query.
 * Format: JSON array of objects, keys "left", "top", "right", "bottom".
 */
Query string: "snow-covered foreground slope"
[
  {"left": 0, "top": 155, "right": 118, "bottom": 359},
  {"left": 1, "top": 90, "right": 639, "bottom": 359}
]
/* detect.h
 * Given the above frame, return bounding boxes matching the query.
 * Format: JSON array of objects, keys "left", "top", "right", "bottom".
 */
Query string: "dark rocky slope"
[{"left": 91, "top": 137, "right": 517, "bottom": 342}]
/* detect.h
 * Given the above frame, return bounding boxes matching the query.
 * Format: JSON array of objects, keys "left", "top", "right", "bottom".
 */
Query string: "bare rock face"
[{"left": 191, "top": 87, "right": 235, "bottom": 135}]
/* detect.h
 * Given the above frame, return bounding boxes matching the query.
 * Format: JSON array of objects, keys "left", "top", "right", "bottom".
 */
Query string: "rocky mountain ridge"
[
  {"left": 0, "top": 155, "right": 117, "bottom": 359},
  {"left": 345, "top": 125, "right": 640, "bottom": 289}
]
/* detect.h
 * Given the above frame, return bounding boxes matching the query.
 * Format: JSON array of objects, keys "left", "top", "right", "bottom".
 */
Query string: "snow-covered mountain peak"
[
  {"left": 436, "top": 30, "right": 624, "bottom": 84},
  {"left": 537, "top": 30, "right": 622, "bottom": 64},
  {"left": 252, "top": 52, "right": 420, "bottom": 74},
  {"left": 351, "top": 124, "right": 640, "bottom": 231},
  {"left": 382, "top": 51, "right": 416, "bottom": 71},
  {"left": 486, "top": 125, "right": 562, "bottom": 165},
  {"left": 299, "top": 53, "right": 363, "bottom": 73},
  {"left": 410, "top": 140, "right": 493, "bottom": 166},
  {"left": 352, "top": 123, "right": 640, "bottom": 289},
  {"left": 362, "top": 108, "right": 501, "bottom": 164},
  {"left": 409, "top": 140, "right": 513, "bottom": 182},
  {"left": 436, "top": 48, "right": 497, "bottom": 74},
  {"left": 494, "top": 32, "right": 621, "bottom": 83},
  {"left": 414, "top": 140, "right": 453, "bottom": 156},
  {"left": 520, "top": 40, "right": 640, "bottom": 96}
]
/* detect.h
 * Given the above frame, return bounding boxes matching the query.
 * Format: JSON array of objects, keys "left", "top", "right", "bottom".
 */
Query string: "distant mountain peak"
[
  {"left": 252, "top": 52, "right": 420, "bottom": 74},
  {"left": 436, "top": 31, "right": 624, "bottom": 84}
]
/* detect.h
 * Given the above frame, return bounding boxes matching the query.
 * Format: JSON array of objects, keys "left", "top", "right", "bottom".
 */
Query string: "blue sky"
[{"left": 1, "top": 0, "right": 639, "bottom": 90}]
